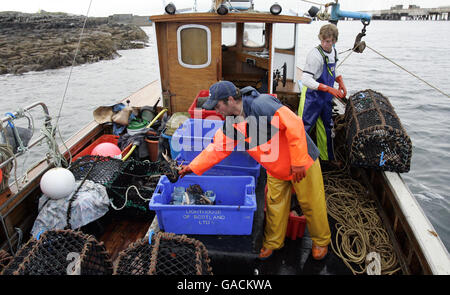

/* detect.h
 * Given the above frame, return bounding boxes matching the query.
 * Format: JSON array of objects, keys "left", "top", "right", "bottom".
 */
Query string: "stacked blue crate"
[{"left": 171, "top": 119, "right": 261, "bottom": 184}]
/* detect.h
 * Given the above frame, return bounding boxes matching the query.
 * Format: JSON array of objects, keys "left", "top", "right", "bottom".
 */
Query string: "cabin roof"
[{"left": 149, "top": 12, "right": 312, "bottom": 24}]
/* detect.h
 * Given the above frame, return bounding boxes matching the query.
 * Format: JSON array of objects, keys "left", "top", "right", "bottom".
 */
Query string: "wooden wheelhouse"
[{"left": 150, "top": 12, "right": 310, "bottom": 114}]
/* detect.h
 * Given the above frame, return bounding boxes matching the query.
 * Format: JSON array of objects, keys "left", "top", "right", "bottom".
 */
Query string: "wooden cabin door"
[{"left": 166, "top": 22, "right": 222, "bottom": 113}]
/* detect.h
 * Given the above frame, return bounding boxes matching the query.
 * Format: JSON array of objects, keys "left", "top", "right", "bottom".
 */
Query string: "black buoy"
[
  {"left": 308, "top": 6, "right": 320, "bottom": 17},
  {"left": 270, "top": 3, "right": 282, "bottom": 15},
  {"left": 165, "top": 2, "right": 176, "bottom": 15},
  {"left": 217, "top": 4, "right": 229, "bottom": 15}
]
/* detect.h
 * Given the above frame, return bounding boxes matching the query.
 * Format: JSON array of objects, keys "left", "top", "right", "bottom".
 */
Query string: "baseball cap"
[{"left": 202, "top": 81, "right": 237, "bottom": 110}]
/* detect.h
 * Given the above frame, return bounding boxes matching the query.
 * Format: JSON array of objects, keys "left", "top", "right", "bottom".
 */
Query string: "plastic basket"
[
  {"left": 188, "top": 90, "right": 224, "bottom": 120},
  {"left": 149, "top": 175, "right": 256, "bottom": 235},
  {"left": 72, "top": 134, "right": 119, "bottom": 162}
]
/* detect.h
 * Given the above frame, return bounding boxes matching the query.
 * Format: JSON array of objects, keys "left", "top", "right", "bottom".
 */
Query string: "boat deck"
[
  {"left": 185, "top": 169, "right": 352, "bottom": 275},
  {"left": 99, "top": 218, "right": 152, "bottom": 262},
  {"left": 83, "top": 166, "right": 354, "bottom": 275}
]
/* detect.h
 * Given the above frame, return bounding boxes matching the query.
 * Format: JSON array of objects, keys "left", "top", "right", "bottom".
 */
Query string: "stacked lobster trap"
[
  {"left": 114, "top": 232, "right": 213, "bottom": 275},
  {"left": 344, "top": 89, "right": 412, "bottom": 173},
  {"left": 1, "top": 230, "right": 213, "bottom": 275},
  {"left": 0, "top": 229, "right": 113, "bottom": 275}
]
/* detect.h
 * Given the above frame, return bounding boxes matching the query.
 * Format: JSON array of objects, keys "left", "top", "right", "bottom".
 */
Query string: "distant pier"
[
  {"left": 363, "top": 5, "right": 450, "bottom": 20},
  {"left": 108, "top": 14, "right": 152, "bottom": 26}
]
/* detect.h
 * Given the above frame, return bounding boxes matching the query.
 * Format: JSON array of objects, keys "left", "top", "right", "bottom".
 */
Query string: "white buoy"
[{"left": 40, "top": 168, "right": 76, "bottom": 199}]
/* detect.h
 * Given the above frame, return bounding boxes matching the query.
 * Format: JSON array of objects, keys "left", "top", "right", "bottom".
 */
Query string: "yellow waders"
[
  {"left": 264, "top": 159, "right": 331, "bottom": 250},
  {"left": 299, "top": 85, "right": 330, "bottom": 161}
]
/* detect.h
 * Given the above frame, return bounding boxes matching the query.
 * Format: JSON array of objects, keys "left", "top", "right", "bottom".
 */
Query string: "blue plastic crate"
[
  {"left": 149, "top": 175, "right": 256, "bottom": 235},
  {"left": 171, "top": 118, "right": 258, "bottom": 167}
]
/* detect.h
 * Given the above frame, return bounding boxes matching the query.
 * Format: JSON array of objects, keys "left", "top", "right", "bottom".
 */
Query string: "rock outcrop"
[{"left": 0, "top": 11, "right": 149, "bottom": 75}]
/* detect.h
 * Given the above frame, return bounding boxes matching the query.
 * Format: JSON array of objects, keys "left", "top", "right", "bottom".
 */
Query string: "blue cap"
[{"left": 202, "top": 81, "right": 237, "bottom": 110}]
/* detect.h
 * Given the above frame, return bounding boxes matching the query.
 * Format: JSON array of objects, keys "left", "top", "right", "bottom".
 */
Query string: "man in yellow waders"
[{"left": 179, "top": 81, "right": 331, "bottom": 260}]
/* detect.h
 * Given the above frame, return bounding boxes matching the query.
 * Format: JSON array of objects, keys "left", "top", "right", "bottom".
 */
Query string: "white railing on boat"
[
  {"left": 0, "top": 101, "right": 52, "bottom": 170},
  {"left": 383, "top": 172, "right": 450, "bottom": 274}
]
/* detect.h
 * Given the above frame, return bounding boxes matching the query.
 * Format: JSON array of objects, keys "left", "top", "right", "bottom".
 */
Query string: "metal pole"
[{"left": 0, "top": 212, "right": 14, "bottom": 254}]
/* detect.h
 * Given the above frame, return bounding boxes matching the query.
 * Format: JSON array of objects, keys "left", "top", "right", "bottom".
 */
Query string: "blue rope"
[
  {"left": 5, "top": 112, "right": 15, "bottom": 129},
  {"left": 148, "top": 230, "right": 154, "bottom": 245}
]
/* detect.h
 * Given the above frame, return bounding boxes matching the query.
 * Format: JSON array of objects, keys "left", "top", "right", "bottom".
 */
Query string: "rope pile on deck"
[{"left": 323, "top": 119, "right": 401, "bottom": 275}]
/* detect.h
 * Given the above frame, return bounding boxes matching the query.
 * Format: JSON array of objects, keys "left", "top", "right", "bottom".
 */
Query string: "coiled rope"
[{"left": 323, "top": 119, "right": 401, "bottom": 275}]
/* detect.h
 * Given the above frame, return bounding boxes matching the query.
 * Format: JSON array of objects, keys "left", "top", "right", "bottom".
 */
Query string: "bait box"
[{"left": 149, "top": 175, "right": 256, "bottom": 235}]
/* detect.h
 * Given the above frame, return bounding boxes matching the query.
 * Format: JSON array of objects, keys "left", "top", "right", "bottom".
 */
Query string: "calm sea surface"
[{"left": 1, "top": 21, "right": 449, "bottom": 252}]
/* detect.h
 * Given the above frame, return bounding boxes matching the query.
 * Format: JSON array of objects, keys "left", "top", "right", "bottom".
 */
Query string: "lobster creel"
[
  {"left": 114, "top": 232, "right": 213, "bottom": 275},
  {"left": 0, "top": 229, "right": 113, "bottom": 275},
  {"left": 344, "top": 89, "right": 412, "bottom": 173}
]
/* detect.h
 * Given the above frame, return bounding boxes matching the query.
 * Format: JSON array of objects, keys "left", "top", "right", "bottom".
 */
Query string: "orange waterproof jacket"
[{"left": 189, "top": 91, "right": 320, "bottom": 181}]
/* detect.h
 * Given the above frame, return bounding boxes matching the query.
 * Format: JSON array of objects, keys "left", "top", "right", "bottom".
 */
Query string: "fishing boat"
[{"left": 0, "top": 0, "right": 449, "bottom": 276}]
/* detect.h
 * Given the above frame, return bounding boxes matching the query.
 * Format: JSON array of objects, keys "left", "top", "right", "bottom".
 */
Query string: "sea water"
[{"left": 0, "top": 22, "right": 449, "bottom": 252}]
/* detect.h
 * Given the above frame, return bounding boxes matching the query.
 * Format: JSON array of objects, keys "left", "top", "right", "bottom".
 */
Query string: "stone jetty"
[{"left": 0, "top": 11, "right": 149, "bottom": 75}]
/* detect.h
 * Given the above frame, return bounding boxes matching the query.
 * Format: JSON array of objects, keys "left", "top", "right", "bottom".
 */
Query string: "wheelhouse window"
[
  {"left": 243, "top": 23, "right": 265, "bottom": 47},
  {"left": 177, "top": 24, "right": 211, "bottom": 68},
  {"left": 274, "top": 23, "right": 295, "bottom": 49},
  {"left": 222, "top": 23, "right": 236, "bottom": 46}
]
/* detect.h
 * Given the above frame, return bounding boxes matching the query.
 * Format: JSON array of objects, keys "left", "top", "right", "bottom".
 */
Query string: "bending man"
[{"left": 179, "top": 81, "right": 331, "bottom": 260}]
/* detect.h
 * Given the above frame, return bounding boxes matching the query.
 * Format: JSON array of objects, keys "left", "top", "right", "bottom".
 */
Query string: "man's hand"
[
  {"left": 335, "top": 75, "right": 347, "bottom": 97},
  {"left": 290, "top": 165, "right": 306, "bottom": 182},
  {"left": 178, "top": 165, "right": 193, "bottom": 178},
  {"left": 318, "top": 83, "right": 345, "bottom": 99}
]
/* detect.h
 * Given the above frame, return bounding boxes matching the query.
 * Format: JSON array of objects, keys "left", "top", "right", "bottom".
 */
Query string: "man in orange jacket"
[{"left": 179, "top": 81, "right": 331, "bottom": 260}]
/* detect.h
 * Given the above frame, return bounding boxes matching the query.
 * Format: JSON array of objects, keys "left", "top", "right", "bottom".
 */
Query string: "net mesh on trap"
[
  {"left": 344, "top": 89, "right": 412, "bottom": 173},
  {"left": 69, "top": 155, "right": 125, "bottom": 185},
  {"left": 0, "top": 229, "right": 113, "bottom": 275},
  {"left": 114, "top": 232, "right": 213, "bottom": 275},
  {"left": 0, "top": 250, "right": 12, "bottom": 274},
  {"left": 104, "top": 159, "right": 176, "bottom": 217}
]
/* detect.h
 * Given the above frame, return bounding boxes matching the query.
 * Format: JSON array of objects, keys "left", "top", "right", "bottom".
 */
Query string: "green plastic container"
[{"left": 127, "top": 119, "right": 149, "bottom": 135}]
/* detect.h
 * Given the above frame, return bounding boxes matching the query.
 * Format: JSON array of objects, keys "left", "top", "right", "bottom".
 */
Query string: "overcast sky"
[{"left": 1, "top": 0, "right": 450, "bottom": 16}]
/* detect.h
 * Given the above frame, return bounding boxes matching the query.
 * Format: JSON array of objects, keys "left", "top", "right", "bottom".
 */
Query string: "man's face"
[
  {"left": 320, "top": 36, "right": 335, "bottom": 52},
  {"left": 214, "top": 98, "right": 233, "bottom": 117}
]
